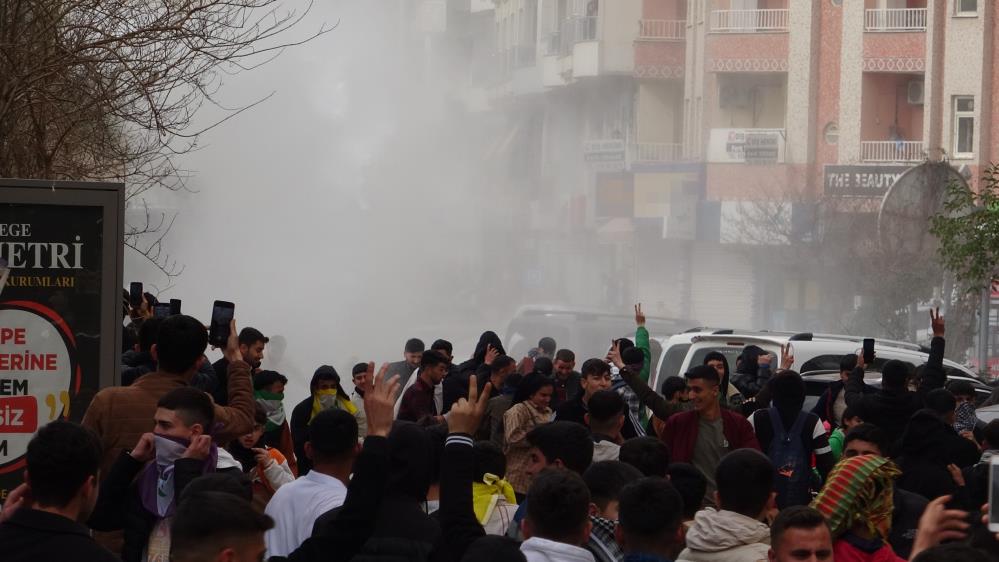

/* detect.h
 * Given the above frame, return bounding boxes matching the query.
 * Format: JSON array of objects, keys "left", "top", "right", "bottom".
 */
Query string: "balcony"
[
  {"left": 865, "top": 8, "right": 927, "bottom": 32},
  {"left": 631, "top": 143, "right": 685, "bottom": 163},
  {"left": 638, "top": 20, "right": 685, "bottom": 41},
  {"left": 860, "top": 140, "right": 925, "bottom": 163},
  {"left": 498, "top": 45, "right": 538, "bottom": 74},
  {"left": 560, "top": 16, "right": 598, "bottom": 56},
  {"left": 709, "top": 9, "right": 789, "bottom": 33}
]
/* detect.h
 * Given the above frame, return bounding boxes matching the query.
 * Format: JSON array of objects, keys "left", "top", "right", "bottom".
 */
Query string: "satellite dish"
[{"left": 878, "top": 162, "right": 970, "bottom": 256}]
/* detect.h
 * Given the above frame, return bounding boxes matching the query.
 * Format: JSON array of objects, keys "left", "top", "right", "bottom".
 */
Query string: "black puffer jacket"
[
  {"left": 895, "top": 408, "right": 981, "bottom": 500},
  {"left": 443, "top": 332, "right": 504, "bottom": 413}
]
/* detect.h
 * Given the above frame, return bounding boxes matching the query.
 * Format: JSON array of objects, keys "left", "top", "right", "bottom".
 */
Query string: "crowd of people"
[{"left": 4, "top": 297, "right": 999, "bottom": 562}]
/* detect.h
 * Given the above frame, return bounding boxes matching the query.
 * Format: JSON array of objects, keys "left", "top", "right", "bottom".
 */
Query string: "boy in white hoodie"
[
  {"left": 520, "top": 469, "right": 596, "bottom": 562},
  {"left": 677, "top": 449, "right": 775, "bottom": 562}
]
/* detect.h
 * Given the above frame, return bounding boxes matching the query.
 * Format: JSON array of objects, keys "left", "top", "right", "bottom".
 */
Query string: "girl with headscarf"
[
  {"left": 811, "top": 454, "right": 905, "bottom": 562},
  {"left": 502, "top": 373, "right": 554, "bottom": 498},
  {"left": 747, "top": 370, "right": 834, "bottom": 508}
]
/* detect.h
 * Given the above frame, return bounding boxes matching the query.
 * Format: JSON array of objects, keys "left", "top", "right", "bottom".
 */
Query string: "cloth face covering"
[{"left": 255, "top": 390, "right": 286, "bottom": 431}]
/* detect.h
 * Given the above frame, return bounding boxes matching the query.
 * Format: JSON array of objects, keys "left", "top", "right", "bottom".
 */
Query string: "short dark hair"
[
  {"left": 770, "top": 506, "right": 829, "bottom": 549},
  {"left": 666, "top": 463, "right": 706, "bottom": 519},
  {"left": 137, "top": 316, "right": 163, "bottom": 353},
  {"left": 238, "top": 327, "right": 268, "bottom": 347},
  {"left": 157, "top": 387, "right": 215, "bottom": 430},
  {"left": 615, "top": 339, "right": 635, "bottom": 354},
  {"left": 555, "top": 349, "right": 575, "bottom": 363},
  {"left": 171, "top": 492, "right": 273, "bottom": 562},
  {"left": 513, "top": 373, "right": 554, "bottom": 405},
  {"left": 840, "top": 354, "right": 858, "bottom": 373},
  {"left": 619, "top": 436, "right": 671, "bottom": 477},
  {"left": 911, "top": 544, "right": 991, "bottom": 562},
  {"left": 352, "top": 363, "right": 368, "bottom": 377},
  {"left": 431, "top": 339, "right": 453, "bottom": 355},
  {"left": 622, "top": 347, "right": 644, "bottom": 367},
  {"left": 25, "top": 421, "right": 101, "bottom": 507},
  {"left": 660, "top": 376, "right": 686, "bottom": 399},
  {"left": 925, "top": 388, "right": 957, "bottom": 416},
  {"left": 180, "top": 473, "right": 253, "bottom": 504},
  {"left": 307, "top": 409, "right": 359, "bottom": 463},
  {"left": 947, "top": 380, "right": 977, "bottom": 400},
  {"left": 156, "top": 315, "right": 208, "bottom": 373},
  {"left": 253, "top": 370, "right": 288, "bottom": 391},
  {"left": 491, "top": 355, "right": 516, "bottom": 375},
  {"left": 618, "top": 478, "right": 683, "bottom": 548},
  {"left": 582, "top": 461, "right": 643, "bottom": 512},
  {"left": 684, "top": 365, "right": 720, "bottom": 386},
  {"left": 533, "top": 357, "right": 554, "bottom": 376},
  {"left": 842, "top": 405, "right": 861, "bottom": 424},
  {"left": 881, "top": 360, "right": 911, "bottom": 389},
  {"left": 405, "top": 338, "right": 426, "bottom": 353},
  {"left": 716, "top": 449, "right": 774, "bottom": 518},
  {"left": 538, "top": 337, "right": 557, "bottom": 355},
  {"left": 526, "top": 421, "right": 594, "bottom": 474},
  {"left": 581, "top": 358, "right": 610, "bottom": 378},
  {"left": 473, "top": 441, "right": 508, "bottom": 480},
  {"left": 844, "top": 423, "right": 890, "bottom": 455},
  {"left": 421, "top": 349, "right": 447, "bottom": 370},
  {"left": 525, "top": 468, "right": 591, "bottom": 543},
  {"left": 983, "top": 420, "right": 999, "bottom": 448},
  {"left": 252, "top": 403, "right": 268, "bottom": 426},
  {"left": 587, "top": 390, "right": 625, "bottom": 426}
]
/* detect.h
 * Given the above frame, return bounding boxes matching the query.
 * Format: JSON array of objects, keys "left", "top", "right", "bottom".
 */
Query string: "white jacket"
[
  {"left": 521, "top": 537, "right": 596, "bottom": 562},
  {"left": 677, "top": 508, "right": 770, "bottom": 562}
]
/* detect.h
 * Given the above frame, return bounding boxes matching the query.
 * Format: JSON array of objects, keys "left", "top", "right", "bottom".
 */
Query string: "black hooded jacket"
[
  {"left": 895, "top": 408, "right": 981, "bottom": 500},
  {"left": 731, "top": 345, "right": 772, "bottom": 399},
  {"left": 443, "top": 332, "right": 505, "bottom": 413}
]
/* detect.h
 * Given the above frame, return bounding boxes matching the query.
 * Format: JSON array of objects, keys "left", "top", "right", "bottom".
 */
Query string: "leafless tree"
[{"left": 0, "top": 0, "right": 330, "bottom": 276}]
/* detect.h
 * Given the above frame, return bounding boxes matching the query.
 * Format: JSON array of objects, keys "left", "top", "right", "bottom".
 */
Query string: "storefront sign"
[
  {"left": 707, "top": 129, "right": 786, "bottom": 164},
  {"left": 0, "top": 180, "right": 123, "bottom": 500},
  {"left": 824, "top": 165, "right": 912, "bottom": 197}
]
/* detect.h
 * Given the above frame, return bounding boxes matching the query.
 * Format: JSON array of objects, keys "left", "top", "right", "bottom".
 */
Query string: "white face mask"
[
  {"left": 152, "top": 435, "right": 189, "bottom": 516},
  {"left": 317, "top": 390, "right": 339, "bottom": 410}
]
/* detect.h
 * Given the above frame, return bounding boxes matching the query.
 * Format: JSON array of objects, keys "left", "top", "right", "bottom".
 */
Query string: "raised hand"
[
  {"left": 222, "top": 319, "right": 241, "bottom": 362},
  {"left": 910, "top": 495, "right": 969, "bottom": 558},
  {"left": 780, "top": 343, "right": 795, "bottom": 370},
  {"left": 182, "top": 435, "right": 213, "bottom": 460},
  {"left": 448, "top": 375, "right": 492, "bottom": 436},
  {"left": 130, "top": 432, "right": 156, "bottom": 463},
  {"left": 634, "top": 303, "right": 646, "bottom": 327},
  {"left": 0, "top": 483, "right": 31, "bottom": 524},
  {"left": 607, "top": 340, "right": 625, "bottom": 370},
  {"left": 484, "top": 344, "right": 499, "bottom": 366},
  {"left": 365, "top": 362, "right": 400, "bottom": 438},
  {"left": 931, "top": 307, "right": 945, "bottom": 338}
]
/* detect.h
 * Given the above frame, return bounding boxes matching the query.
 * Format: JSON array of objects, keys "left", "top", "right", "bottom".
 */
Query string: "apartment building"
[{"left": 486, "top": 0, "right": 994, "bottom": 330}]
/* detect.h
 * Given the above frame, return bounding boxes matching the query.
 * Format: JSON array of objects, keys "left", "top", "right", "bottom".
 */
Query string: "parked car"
[{"left": 504, "top": 305, "right": 693, "bottom": 365}]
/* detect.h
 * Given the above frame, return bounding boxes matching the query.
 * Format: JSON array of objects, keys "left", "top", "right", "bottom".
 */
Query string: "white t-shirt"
[{"left": 264, "top": 469, "right": 348, "bottom": 557}]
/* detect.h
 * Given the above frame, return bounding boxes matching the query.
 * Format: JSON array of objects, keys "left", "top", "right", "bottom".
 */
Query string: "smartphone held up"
[{"left": 208, "top": 301, "right": 235, "bottom": 348}]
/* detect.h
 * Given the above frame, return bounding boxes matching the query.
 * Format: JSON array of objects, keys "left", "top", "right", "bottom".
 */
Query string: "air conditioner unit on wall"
[{"left": 907, "top": 80, "right": 924, "bottom": 105}]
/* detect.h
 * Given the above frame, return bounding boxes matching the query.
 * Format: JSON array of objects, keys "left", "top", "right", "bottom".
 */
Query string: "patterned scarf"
[
  {"left": 811, "top": 454, "right": 900, "bottom": 540},
  {"left": 309, "top": 388, "right": 358, "bottom": 422},
  {"left": 472, "top": 473, "right": 517, "bottom": 525},
  {"left": 254, "top": 390, "right": 286, "bottom": 432}
]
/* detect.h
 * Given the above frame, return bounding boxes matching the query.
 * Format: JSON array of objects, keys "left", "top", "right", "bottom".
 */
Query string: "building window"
[
  {"left": 956, "top": 0, "right": 978, "bottom": 16},
  {"left": 953, "top": 96, "right": 975, "bottom": 158},
  {"left": 823, "top": 123, "right": 839, "bottom": 145}
]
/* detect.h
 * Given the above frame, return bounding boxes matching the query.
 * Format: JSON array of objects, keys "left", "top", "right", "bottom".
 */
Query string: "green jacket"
[
  {"left": 829, "top": 427, "right": 845, "bottom": 461},
  {"left": 636, "top": 326, "right": 651, "bottom": 424}
]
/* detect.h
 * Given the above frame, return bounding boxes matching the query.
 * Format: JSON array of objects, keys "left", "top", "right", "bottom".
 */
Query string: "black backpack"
[{"left": 767, "top": 407, "right": 812, "bottom": 508}]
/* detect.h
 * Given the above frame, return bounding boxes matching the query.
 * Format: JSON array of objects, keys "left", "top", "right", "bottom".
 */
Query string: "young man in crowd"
[
  {"left": 0, "top": 421, "right": 117, "bottom": 562},
  {"left": 121, "top": 316, "right": 163, "bottom": 386},
  {"left": 960, "top": 419, "right": 999, "bottom": 509},
  {"left": 386, "top": 337, "right": 425, "bottom": 390},
  {"left": 551, "top": 349, "right": 581, "bottom": 410},
  {"left": 619, "top": 436, "right": 670, "bottom": 478},
  {"left": 896, "top": 387, "right": 981, "bottom": 500},
  {"left": 767, "top": 506, "right": 833, "bottom": 562},
  {"left": 265, "top": 409, "right": 360, "bottom": 557},
  {"left": 83, "top": 315, "right": 255, "bottom": 477},
  {"left": 615, "top": 477, "right": 686, "bottom": 562},
  {"left": 845, "top": 309, "right": 947, "bottom": 447},
  {"left": 520, "top": 469, "right": 596, "bottom": 562},
  {"left": 678, "top": 449, "right": 774, "bottom": 562},
  {"left": 475, "top": 355, "right": 517, "bottom": 441},
  {"left": 659, "top": 365, "right": 760, "bottom": 505},
  {"left": 585, "top": 390, "right": 627, "bottom": 462},
  {"left": 212, "top": 326, "right": 268, "bottom": 406},
  {"left": 582, "top": 461, "right": 644, "bottom": 562},
  {"left": 811, "top": 354, "right": 874, "bottom": 428},
  {"left": 666, "top": 463, "right": 707, "bottom": 530},
  {"left": 290, "top": 365, "right": 363, "bottom": 475},
  {"left": 842, "top": 423, "right": 929, "bottom": 559},
  {"left": 87, "top": 387, "right": 244, "bottom": 562},
  {"left": 253, "top": 370, "right": 297, "bottom": 474},
  {"left": 398, "top": 349, "right": 448, "bottom": 423},
  {"left": 170, "top": 491, "right": 274, "bottom": 562},
  {"left": 555, "top": 358, "right": 612, "bottom": 427},
  {"left": 519, "top": 336, "right": 558, "bottom": 375},
  {"left": 351, "top": 362, "right": 369, "bottom": 434}
]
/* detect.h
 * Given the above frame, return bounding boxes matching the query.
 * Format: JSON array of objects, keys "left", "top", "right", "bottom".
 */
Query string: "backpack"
[{"left": 767, "top": 407, "right": 811, "bottom": 508}]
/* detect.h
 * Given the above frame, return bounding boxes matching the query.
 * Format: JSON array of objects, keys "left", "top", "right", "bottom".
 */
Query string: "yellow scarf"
[
  {"left": 472, "top": 473, "right": 517, "bottom": 525},
  {"left": 309, "top": 388, "right": 358, "bottom": 422}
]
